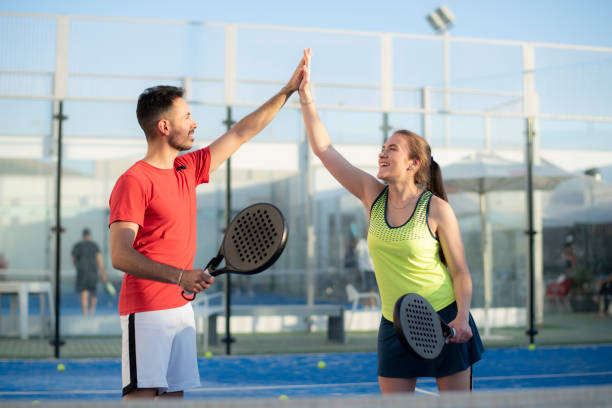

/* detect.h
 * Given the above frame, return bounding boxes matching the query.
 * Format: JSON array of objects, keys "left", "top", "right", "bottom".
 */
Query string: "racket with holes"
[
  {"left": 393, "top": 293, "right": 455, "bottom": 359},
  {"left": 182, "top": 202, "right": 288, "bottom": 301}
]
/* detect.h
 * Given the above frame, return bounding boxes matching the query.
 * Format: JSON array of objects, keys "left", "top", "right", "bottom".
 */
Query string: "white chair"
[
  {"left": 0, "top": 281, "right": 55, "bottom": 339},
  {"left": 345, "top": 283, "right": 381, "bottom": 341},
  {"left": 192, "top": 291, "right": 224, "bottom": 351}
]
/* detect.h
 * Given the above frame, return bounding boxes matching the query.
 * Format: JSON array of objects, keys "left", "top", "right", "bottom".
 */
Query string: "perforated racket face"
[
  {"left": 394, "top": 293, "right": 445, "bottom": 359},
  {"left": 221, "top": 203, "right": 287, "bottom": 274}
]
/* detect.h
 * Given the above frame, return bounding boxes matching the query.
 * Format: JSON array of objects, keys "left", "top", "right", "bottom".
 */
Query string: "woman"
[{"left": 298, "top": 49, "right": 483, "bottom": 393}]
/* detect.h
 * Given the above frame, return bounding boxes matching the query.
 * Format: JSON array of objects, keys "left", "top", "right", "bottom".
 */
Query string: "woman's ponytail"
[
  {"left": 429, "top": 157, "right": 448, "bottom": 202},
  {"left": 429, "top": 157, "right": 448, "bottom": 265}
]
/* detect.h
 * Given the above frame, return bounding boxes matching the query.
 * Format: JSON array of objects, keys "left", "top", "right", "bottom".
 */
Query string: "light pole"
[{"left": 426, "top": 6, "right": 455, "bottom": 146}]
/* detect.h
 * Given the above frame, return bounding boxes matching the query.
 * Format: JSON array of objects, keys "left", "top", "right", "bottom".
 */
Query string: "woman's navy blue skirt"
[{"left": 377, "top": 302, "right": 484, "bottom": 378}]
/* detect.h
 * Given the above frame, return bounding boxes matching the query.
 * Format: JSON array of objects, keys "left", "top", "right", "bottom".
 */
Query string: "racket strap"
[{"left": 441, "top": 321, "right": 454, "bottom": 338}]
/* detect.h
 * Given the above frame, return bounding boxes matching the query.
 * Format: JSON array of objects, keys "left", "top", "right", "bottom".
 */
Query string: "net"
[{"left": 1, "top": 386, "right": 611, "bottom": 407}]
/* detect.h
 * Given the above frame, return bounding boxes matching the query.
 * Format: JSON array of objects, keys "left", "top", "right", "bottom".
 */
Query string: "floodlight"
[
  {"left": 437, "top": 6, "right": 455, "bottom": 26},
  {"left": 426, "top": 11, "right": 445, "bottom": 32},
  {"left": 426, "top": 5, "right": 455, "bottom": 32}
]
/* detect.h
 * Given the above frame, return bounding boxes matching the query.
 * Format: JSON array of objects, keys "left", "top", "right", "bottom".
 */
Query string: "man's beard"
[{"left": 169, "top": 132, "right": 192, "bottom": 151}]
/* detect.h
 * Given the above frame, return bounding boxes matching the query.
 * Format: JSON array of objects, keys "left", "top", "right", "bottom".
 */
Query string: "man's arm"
[
  {"left": 96, "top": 252, "right": 107, "bottom": 282},
  {"left": 109, "top": 221, "right": 213, "bottom": 293},
  {"left": 207, "top": 55, "right": 304, "bottom": 173},
  {"left": 71, "top": 244, "right": 78, "bottom": 266}
]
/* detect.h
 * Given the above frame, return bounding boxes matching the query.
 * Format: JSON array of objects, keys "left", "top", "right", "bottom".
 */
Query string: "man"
[
  {"left": 109, "top": 56, "right": 303, "bottom": 399},
  {"left": 72, "top": 228, "right": 107, "bottom": 315},
  {"left": 355, "top": 233, "right": 378, "bottom": 309}
]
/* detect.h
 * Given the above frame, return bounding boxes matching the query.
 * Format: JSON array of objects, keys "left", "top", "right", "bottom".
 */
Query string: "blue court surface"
[{"left": 0, "top": 345, "right": 611, "bottom": 401}]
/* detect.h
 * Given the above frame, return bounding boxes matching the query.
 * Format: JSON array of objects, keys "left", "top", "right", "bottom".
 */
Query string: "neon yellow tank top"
[{"left": 368, "top": 187, "right": 455, "bottom": 321}]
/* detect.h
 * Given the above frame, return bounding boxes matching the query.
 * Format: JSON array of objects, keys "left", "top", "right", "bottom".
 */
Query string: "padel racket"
[
  {"left": 393, "top": 293, "right": 455, "bottom": 359},
  {"left": 182, "top": 202, "right": 288, "bottom": 301},
  {"left": 104, "top": 281, "right": 116, "bottom": 296}
]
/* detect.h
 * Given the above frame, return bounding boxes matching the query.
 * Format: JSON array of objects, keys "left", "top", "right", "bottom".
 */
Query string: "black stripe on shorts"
[{"left": 122, "top": 313, "right": 138, "bottom": 396}]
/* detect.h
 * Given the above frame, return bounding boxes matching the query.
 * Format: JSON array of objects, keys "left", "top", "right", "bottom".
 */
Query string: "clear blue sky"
[{"left": 3, "top": 0, "right": 612, "bottom": 47}]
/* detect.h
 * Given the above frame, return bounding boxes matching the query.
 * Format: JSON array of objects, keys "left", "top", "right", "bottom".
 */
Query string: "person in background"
[
  {"left": 595, "top": 262, "right": 612, "bottom": 318},
  {"left": 545, "top": 241, "right": 577, "bottom": 311},
  {"left": 562, "top": 242, "right": 578, "bottom": 276},
  {"left": 72, "top": 228, "right": 107, "bottom": 315},
  {"left": 0, "top": 253, "right": 7, "bottom": 281},
  {"left": 355, "top": 231, "right": 378, "bottom": 309}
]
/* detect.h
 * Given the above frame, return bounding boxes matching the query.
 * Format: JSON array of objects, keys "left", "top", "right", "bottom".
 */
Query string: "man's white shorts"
[{"left": 120, "top": 302, "right": 200, "bottom": 395}]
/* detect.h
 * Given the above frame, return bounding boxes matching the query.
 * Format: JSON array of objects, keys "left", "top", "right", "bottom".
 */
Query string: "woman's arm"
[
  {"left": 298, "top": 49, "right": 382, "bottom": 210},
  {"left": 430, "top": 196, "right": 473, "bottom": 343}
]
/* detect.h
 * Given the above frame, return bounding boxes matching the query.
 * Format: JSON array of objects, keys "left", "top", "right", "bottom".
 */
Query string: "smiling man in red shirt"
[{"left": 109, "top": 56, "right": 303, "bottom": 399}]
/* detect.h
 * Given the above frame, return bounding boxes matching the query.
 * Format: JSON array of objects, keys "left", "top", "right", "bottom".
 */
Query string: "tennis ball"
[
  {"left": 317, "top": 360, "right": 326, "bottom": 369},
  {"left": 528, "top": 344, "right": 536, "bottom": 351},
  {"left": 278, "top": 395, "right": 289, "bottom": 400},
  {"left": 32, "top": 401, "right": 40, "bottom": 405},
  {"left": 204, "top": 351, "right": 213, "bottom": 358},
  {"left": 57, "top": 363, "right": 65, "bottom": 372}
]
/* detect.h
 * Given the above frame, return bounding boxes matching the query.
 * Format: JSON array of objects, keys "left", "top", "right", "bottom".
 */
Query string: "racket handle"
[{"left": 441, "top": 322, "right": 455, "bottom": 339}]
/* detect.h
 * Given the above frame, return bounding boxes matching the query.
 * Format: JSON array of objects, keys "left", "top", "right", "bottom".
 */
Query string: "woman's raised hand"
[{"left": 298, "top": 48, "right": 313, "bottom": 104}]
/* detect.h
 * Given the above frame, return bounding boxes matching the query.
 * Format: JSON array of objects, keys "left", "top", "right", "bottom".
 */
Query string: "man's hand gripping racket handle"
[
  {"left": 181, "top": 255, "right": 221, "bottom": 301},
  {"left": 181, "top": 268, "right": 215, "bottom": 301}
]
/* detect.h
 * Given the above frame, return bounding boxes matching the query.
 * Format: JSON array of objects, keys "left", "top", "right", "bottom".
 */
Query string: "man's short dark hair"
[
  {"left": 82, "top": 228, "right": 91, "bottom": 238},
  {"left": 136, "top": 86, "right": 184, "bottom": 134}
]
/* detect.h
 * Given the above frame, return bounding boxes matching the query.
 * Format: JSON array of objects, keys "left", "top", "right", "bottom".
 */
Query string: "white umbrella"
[
  {"left": 545, "top": 175, "right": 612, "bottom": 226},
  {"left": 551, "top": 175, "right": 612, "bottom": 206},
  {"left": 442, "top": 151, "right": 569, "bottom": 337},
  {"left": 567, "top": 204, "right": 612, "bottom": 225}
]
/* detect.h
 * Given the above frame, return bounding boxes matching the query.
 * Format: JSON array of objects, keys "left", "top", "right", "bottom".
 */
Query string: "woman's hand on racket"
[
  {"left": 447, "top": 316, "right": 472, "bottom": 343},
  {"left": 298, "top": 48, "right": 313, "bottom": 103},
  {"left": 179, "top": 269, "right": 214, "bottom": 294}
]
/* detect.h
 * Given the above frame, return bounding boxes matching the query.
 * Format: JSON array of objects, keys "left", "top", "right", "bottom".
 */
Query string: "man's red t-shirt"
[{"left": 108, "top": 147, "right": 211, "bottom": 315}]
